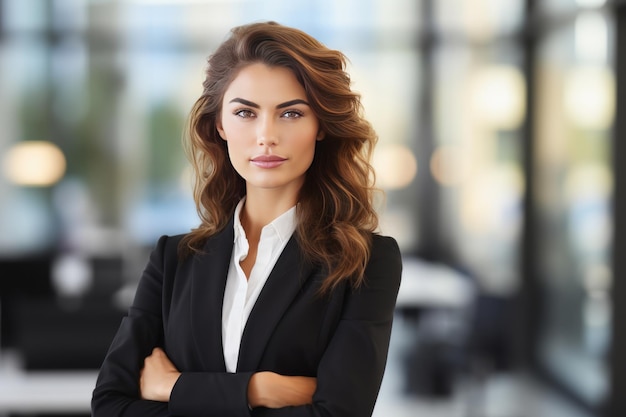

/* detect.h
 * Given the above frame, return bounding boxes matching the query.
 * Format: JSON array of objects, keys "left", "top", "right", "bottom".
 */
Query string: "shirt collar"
[
  {"left": 233, "top": 198, "right": 247, "bottom": 243},
  {"left": 233, "top": 198, "right": 297, "bottom": 244}
]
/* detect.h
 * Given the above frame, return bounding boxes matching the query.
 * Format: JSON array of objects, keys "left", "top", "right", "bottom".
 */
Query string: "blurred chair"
[{"left": 396, "top": 257, "right": 476, "bottom": 398}]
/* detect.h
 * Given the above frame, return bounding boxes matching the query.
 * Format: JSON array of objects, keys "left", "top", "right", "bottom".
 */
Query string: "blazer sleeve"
[
  {"left": 91, "top": 235, "right": 171, "bottom": 416},
  {"left": 252, "top": 235, "right": 403, "bottom": 417},
  {"left": 92, "top": 235, "right": 255, "bottom": 417}
]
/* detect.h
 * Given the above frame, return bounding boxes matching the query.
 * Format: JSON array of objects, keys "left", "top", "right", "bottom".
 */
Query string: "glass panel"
[
  {"left": 434, "top": 0, "right": 525, "bottom": 38},
  {"left": 355, "top": 50, "right": 421, "bottom": 250},
  {"left": 534, "top": 9, "right": 613, "bottom": 408},
  {"left": 432, "top": 43, "right": 525, "bottom": 296},
  {"left": 2, "top": 0, "right": 48, "bottom": 32},
  {"left": 0, "top": 38, "right": 59, "bottom": 254},
  {"left": 540, "top": 0, "right": 607, "bottom": 17}
]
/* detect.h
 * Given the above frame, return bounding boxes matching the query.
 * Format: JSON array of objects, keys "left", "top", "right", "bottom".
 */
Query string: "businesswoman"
[{"left": 92, "top": 21, "right": 402, "bottom": 417}]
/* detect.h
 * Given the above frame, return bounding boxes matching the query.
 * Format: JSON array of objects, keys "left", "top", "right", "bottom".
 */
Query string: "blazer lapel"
[
  {"left": 189, "top": 220, "right": 234, "bottom": 371},
  {"left": 237, "top": 237, "right": 315, "bottom": 371}
]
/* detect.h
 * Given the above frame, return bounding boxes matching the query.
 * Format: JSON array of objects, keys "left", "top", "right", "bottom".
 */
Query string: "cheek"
[
  {"left": 219, "top": 118, "right": 236, "bottom": 139},
  {"left": 300, "top": 138, "right": 318, "bottom": 168},
  {"left": 225, "top": 140, "right": 245, "bottom": 166},
  {"left": 221, "top": 122, "right": 252, "bottom": 151},
  {"left": 297, "top": 125, "right": 320, "bottom": 155}
]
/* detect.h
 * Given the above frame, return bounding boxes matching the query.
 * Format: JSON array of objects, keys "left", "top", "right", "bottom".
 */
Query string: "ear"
[
  {"left": 216, "top": 120, "right": 227, "bottom": 141},
  {"left": 316, "top": 130, "right": 325, "bottom": 141}
]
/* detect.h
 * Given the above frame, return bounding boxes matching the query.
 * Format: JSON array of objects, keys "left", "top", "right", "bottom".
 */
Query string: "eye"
[
  {"left": 234, "top": 109, "right": 255, "bottom": 118},
  {"left": 282, "top": 110, "right": 303, "bottom": 119}
]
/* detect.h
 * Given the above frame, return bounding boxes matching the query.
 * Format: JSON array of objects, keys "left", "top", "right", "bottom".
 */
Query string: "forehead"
[{"left": 223, "top": 63, "right": 307, "bottom": 102}]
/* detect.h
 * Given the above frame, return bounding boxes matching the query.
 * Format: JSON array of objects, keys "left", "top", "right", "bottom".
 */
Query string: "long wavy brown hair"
[{"left": 181, "top": 21, "right": 379, "bottom": 292}]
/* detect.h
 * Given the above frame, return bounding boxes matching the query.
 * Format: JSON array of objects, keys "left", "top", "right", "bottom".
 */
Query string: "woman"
[{"left": 92, "top": 21, "right": 402, "bottom": 417}]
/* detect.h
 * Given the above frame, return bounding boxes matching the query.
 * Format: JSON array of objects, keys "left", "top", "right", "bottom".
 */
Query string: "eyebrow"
[{"left": 228, "top": 98, "right": 310, "bottom": 109}]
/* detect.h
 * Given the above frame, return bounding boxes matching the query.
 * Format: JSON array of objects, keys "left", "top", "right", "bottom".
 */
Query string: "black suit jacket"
[{"left": 92, "top": 220, "right": 402, "bottom": 417}]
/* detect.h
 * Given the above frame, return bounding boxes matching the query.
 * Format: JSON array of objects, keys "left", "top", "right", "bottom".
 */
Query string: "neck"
[{"left": 241, "top": 189, "right": 298, "bottom": 238}]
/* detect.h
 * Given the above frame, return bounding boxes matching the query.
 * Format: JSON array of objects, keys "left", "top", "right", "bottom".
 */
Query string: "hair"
[{"left": 181, "top": 21, "right": 379, "bottom": 293}]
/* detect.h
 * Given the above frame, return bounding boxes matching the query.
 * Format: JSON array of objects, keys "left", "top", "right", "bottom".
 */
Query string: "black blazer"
[{"left": 92, "top": 219, "right": 402, "bottom": 417}]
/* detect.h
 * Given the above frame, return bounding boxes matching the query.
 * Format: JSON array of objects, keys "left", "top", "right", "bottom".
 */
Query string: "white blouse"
[{"left": 221, "top": 199, "right": 297, "bottom": 373}]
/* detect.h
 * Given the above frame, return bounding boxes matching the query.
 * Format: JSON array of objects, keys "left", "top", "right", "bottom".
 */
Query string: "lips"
[
  {"left": 252, "top": 155, "right": 286, "bottom": 162},
  {"left": 250, "top": 155, "right": 287, "bottom": 168}
]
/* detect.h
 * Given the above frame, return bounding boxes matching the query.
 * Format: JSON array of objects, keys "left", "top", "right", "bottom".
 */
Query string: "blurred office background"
[{"left": 0, "top": 0, "right": 625, "bottom": 416}]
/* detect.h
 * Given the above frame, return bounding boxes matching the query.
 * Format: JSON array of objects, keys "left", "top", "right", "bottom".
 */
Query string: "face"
[{"left": 216, "top": 63, "right": 321, "bottom": 197}]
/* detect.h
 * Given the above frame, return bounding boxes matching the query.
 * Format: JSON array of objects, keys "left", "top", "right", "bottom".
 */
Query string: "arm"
[
  {"left": 248, "top": 372, "right": 317, "bottom": 408},
  {"left": 93, "top": 234, "right": 254, "bottom": 417},
  {"left": 140, "top": 347, "right": 181, "bottom": 402},
  {"left": 91, "top": 236, "right": 172, "bottom": 417},
  {"left": 141, "top": 349, "right": 317, "bottom": 408},
  {"left": 252, "top": 235, "right": 402, "bottom": 417}
]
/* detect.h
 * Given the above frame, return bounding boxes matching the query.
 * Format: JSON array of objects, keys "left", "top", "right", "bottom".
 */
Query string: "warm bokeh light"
[
  {"left": 430, "top": 145, "right": 468, "bottom": 187},
  {"left": 470, "top": 65, "right": 526, "bottom": 130},
  {"left": 460, "top": 163, "right": 524, "bottom": 234},
  {"left": 3, "top": 141, "right": 67, "bottom": 186},
  {"left": 372, "top": 144, "right": 418, "bottom": 190},
  {"left": 563, "top": 67, "right": 615, "bottom": 129}
]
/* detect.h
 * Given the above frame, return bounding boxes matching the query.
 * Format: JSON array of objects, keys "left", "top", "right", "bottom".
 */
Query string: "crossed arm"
[{"left": 140, "top": 347, "right": 317, "bottom": 408}]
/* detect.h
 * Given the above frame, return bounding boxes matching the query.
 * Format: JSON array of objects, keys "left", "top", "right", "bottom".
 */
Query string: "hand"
[
  {"left": 139, "top": 347, "right": 181, "bottom": 402},
  {"left": 248, "top": 371, "right": 317, "bottom": 409}
]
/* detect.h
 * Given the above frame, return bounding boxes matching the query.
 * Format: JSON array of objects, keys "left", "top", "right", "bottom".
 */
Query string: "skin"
[
  {"left": 140, "top": 63, "right": 322, "bottom": 407},
  {"left": 217, "top": 63, "right": 322, "bottom": 277}
]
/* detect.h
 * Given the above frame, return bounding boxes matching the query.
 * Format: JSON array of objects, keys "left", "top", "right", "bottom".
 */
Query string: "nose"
[{"left": 256, "top": 116, "right": 278, "bottom": 146}]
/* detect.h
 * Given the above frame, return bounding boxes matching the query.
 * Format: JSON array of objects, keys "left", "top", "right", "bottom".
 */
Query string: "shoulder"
[
  {"left": 369, "top": 234, "right": 402, "bottom": 268},
  {"left": 371, "top": 233, "right": 400, "bottom": 253},
  {"left": 151, "top": 226, "right": 233, "bottom": 266},
  {"left": 152, "top": 233, "right": 187, "bottom": 258},
  {"left": 342, "top": 233, "right": 402, "bottom": 319},
  {"left": 146, "top": 233, "right": 190, "bottom": 276},
  {"left": 364, "top": 233, "right": 403, "bottom": 287}
]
